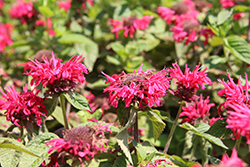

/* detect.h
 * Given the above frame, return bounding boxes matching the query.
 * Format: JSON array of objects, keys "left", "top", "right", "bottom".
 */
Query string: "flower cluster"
[
  {"left": 109, "top": 15, "right": 153, "bottom": 38},
  {"left": 219, "top": 148, "right": 246, "bottom": 167},
  {"left": 9, "top": 0, "right": 37, "bottom": 24},
  {"left": 45, "top": 123, "right": 111, "bottom": 166},
  {"left": 0, "top": 23, "right": 13, "bottom": 51},
  {"left": 180, "top": 94, "right": 215, "bottom": 124},
  {"left": 35, "top": 18, "right": 55, "bottom": 36},
  {"left": 59, "top": 0, "right": 72, "bottom": 11},
  {"left": 24, "top": 53, "right": 89, "bottom": 96},
  {"left": 0, "top": 85, "right": 47, "bottom": 127},
  {"left": 102, "top": 63, "right": 170, "bottom": 108},
  {"left": 169, "top": 62, "right": 212, "bottom": 101}
]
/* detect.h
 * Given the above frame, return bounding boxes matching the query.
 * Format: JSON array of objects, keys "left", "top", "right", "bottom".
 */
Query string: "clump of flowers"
[
  {"left": 169, "top": 62, "right": 212, "bottom": 101},
  {"left": 109, "top": 15, "right": 153, "bottom": 38},
  {"left": 0, "top": 23, "right": 13, "bottom": 51},
  {"left": 180, "top": 94, "right": 215, "bottom": 124},
  {"left": 58, "top": 0, "right": 72, "bottom": 11},
  {"left": 219, "top": 148, "right": 247, "bottom": 167},
  {"left": 45, "top": 122, "right": 111, "bottom": 166},
  {"left": 102, "top": 63, "right": 170, "bottom": 108},
  {"left": 9, "top": 0, "right": 37, "bottom": 24},
  {"left": 0, "top": 85, "right": 47, "bottom": 127},
  {"left": 24, "top": 53, "right": 89, "bottom": 97}
]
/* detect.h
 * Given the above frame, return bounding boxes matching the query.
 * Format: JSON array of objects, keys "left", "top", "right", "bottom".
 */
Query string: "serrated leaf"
[
  {"left": 132, "top": 140, "right": 147, "bottom": 161},
  {"left": 43, "top": 98, "right": 58, "bottom": 116},
  {"left": 146, "top": 110, "right": 166, "bottom": 141},
  {"left": 63, "top": 92, "right": 91, "bottom": 111},
  {"left": 38, "top": 6, "right": 54, "bottom": 17},
  {"left": 116, "top": 130, "right": 132, "bottom": 164},
  {"left": 180, "top": 123, "right": 228, "bottom": 149},
  {"left": 206, "top": 119, "right": 233, "bottom": 139},
  {"left": 217, "top": 9, "right": 233, "bottom": 25},
  {"left": 0, "top": 148, "right": 21, "bottom": 167},
  {"left": 224, "top": 35, "right": 250, "bottom": 64}
]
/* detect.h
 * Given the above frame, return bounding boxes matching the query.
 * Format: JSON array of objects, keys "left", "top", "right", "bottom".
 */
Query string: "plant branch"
[{"left": 60, "top": 94, "right": 69, "bottom": 130}]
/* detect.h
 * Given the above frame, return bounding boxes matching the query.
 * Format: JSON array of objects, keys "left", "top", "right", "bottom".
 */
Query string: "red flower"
[
  {"left": 36, "top": 18, "right": 55, "bottom": 36},
  {"left": 59, "top": 0, "right": 72, "bottom": 11},
  {"left": 102, "top": 63, "right": 170, "bottom": 108},
  {"left": 24, "top": 53, "right": 89, "bottom": 96},
  {"left": 9, "top": 0, "right": 37, "bottom": 24},
  {"left": 220, "top": 0, "right": 236, "bottom": 8},
  {"left": 219, "top": 148, "right": 246, "bottom": 167},
  {"left": 46, "top": 123, "right": 111, "bottom": 166},
  {"left": 226, "top": 103, "right": 250, "bottom": 144},
  {"left": 0, "top": 23, "right": 13, "bottom": 52},
  {"left": 0, "top": 85, "right": 47, "bottom": 127},
  {"left": 169, "top": 62, "right": 211, "bottom": 101},
  {"left": 109, "top": 15, "right": 153, "bottom": 38},
  {"left": 0, "top": 0, "right": 4, "bottom": 10},
  {"left": 180, "top": 94, "right": 215, "bottom": 124},
  {"left": 217, "top": 72, "right": 249, "bottom": 115}
]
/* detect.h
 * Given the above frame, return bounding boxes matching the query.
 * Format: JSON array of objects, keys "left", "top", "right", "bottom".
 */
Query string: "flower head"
[
  {"left": 169, "top": 62, "right": 211, "bottom": 101},
  {"left": 46, "top": 123, "right": 111, "bottom": 166},
  {"left": 0, "top": 0, "right": 4, "bottom": 10},
  {"left": 9, "top": 0, "right": 37, "bottom": 24},
  {"left": 0, "top": 85, "right": 47, "bottom": 127},
  {"left": 109, "top": 15, "right": 153, "bottom": 38},
  {"left": 219, "top": 148, "right": 246, "bottom": 167},
  {"left": 102, "top": 63, "right": 170, "bottom": 108},
  {"left": 24, "top": 53, "right": 89, "bottom": 96},
  {"left": 59, "top": 0, "right": 72, "bottom": 11},
  {"left": 0, "top": 23, "right": 13, "bottom": 52},
  {"left": 180, "top": 94, "right": 214, "bottom": 124}
]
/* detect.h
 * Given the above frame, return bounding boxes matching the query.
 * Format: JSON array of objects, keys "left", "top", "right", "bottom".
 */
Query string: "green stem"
[
  {"left": 163, "top": 101, "right": 185, "bottom": 154},
  {"left": 234, "top": 135, "right": 242, "bottom": 151},
  {"left": 189, "top": 136, "right": 199, "bottom": 161},
  {"left": 134, "top": 110, "right": 139, "bottom": 142},
  {"left": 60, "top": 94, "right": 69, "bottom": 130}
]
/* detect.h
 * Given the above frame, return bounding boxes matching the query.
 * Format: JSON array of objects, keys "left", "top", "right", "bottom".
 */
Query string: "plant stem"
[
  {"left": 163, "top": 101, "right": 185, "bottom": 154},
  {"left": 60, "top": 94, "right": 69, "bottom": 130},
  {"left": 234, "top": 135, "right": 242, "bottom": 151},
  {"left": 247, "top": 11, "right": 250, "bottom": 42},
  {"left": 134, "top": 110, "right": 139, "bottom": 142},
  {"left": 189, "top": 136, "right": 199, "bottom": 161}
]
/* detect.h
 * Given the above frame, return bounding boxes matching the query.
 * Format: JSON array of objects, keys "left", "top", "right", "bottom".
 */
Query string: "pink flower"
[
  {"left": 59, "top": 0, "right": 71, "bottom": 11},
  {"left": 102, "top": 63, "right": 170, "bottom": 108},
  {"left": 169, "top": 62, "right": 212, "bottom": 101},
  {"left": 36, "top": 18, "right": 55, "bottom": 36},
  {"left": 226, "top": 103, "right": 250, "bottom": 144},
  {"left": 0, "top": 85, "right": 47, "bottom": 127},
  {"left": 180, "top": 94, "right": 215, "bottom": 124},
  {"left": 9, "top": 0, "right": 37, "bottom": 24},
  {"left": 46, "top": 124, "right": 111, "bottom": 166},
  {"left": 217, "top": 72, "right": 249, "bottom": 115},
  {"left": 219, "top": 148, "right": 246, "bottom": 167},
  {"left": 0, "top": 23, "right": 13, "bottom": 52},
  {"left": 24, "top": 53, "right": 89, "bottom": 96},
  {"left": 0, "top": 0, "right": 4, "bottom": 10},
  {"left": 200, "top": 28, "right": 215, "bottom": 45},
  {"left": 220, "top": 0, "right": 236, "bottom": 8},
  {"left": 109, "top": 15, "right": 153, "bottom": 38},
  {"left": 157, "top": 7, "right": 175, "bottom": 24},
  {"left": 234, "top": 13, "right": 244, "bottom": 20}
]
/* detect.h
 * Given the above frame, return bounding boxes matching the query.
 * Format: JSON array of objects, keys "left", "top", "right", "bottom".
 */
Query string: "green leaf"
[
  {"left": 19, "top": 133, "right": 58, "bottom": 167},
  {"left": 70, "top": 21, "right": 82, "bottom": 33},
  {"left": 52, "top": 106, "right": 64, "bottom": 126},
  {"left": 206, "top": 119, "right": 233, "bottom": 139},
  {"left": 180, "top": 123, "right": 228, "bottom": 149},
  {"left": 77, "top": 108, "right": 102, "bottom": 123},
  {"left": 38, "top": 6, "right": 54, "bottom": 17},
  {"left": 132, "top": 140, "right": 147, "bottom": 161},
  {"left": 43, "top": 98, "right": 58, "bottom": 116},
  {"left": 110, "top": 42, "right": 128, "bottom": 59},
  {"left": 146, "top": 110, "right": 166, "bottom": 141},
  {"left": 234, "top": 5, "right": 250, "bottom": 13},
  {"left": 224, "top": 35, "right": 250, "bottom": 64},
  {"left": 116, "top": 130, "right": 132, "bottom": 164},
  {"left": 170, "top": 155, "right": 199, "bottom": 167},
  {"left": 63, "top": 91, "right": 92, "bottom": 111},
  {"left": 217, "top": 9, "right": 233, "bottom": 25},
  {"left": 113, "top": 155, "right": 127, "bottom": 167}
]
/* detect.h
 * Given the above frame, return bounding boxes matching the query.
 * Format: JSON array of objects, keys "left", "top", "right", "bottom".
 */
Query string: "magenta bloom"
[
  {"left": 0, "top": 0, "right": 4, "bottom": 10},
  {"left": 0, "top": 23, "right": 13, "bottom": 52},
  {"left": 226, "top": 103, "right": 250, "bottom": 144},
  {"left": 9, "top": 0, "right": 37, "bottom": 24},
  {"left": 220, "top": 0, "right": 236, "bottom": 8},
  {"left": 102, "top": 63, "right": 170, "bottom": 108},
  {"left": 59, "top": 0, "right": 71, "bottom": 11},
  {"left": 180, "top": 95, "right": 215, "bottom": 124},
  {"left": 36, "top": 18, "right": 55, "bottom": 36},
  {"left": 218, "top": 72, "right": 249, "bottom": 115},
  {"left": 46, "top": 123, "right": 111, "bottom": 166},
  {"left": 169, "top": 62, "right": 212, "bottom": 101},
  {"left": 24, "top": 53, "right": 89, "bottom": 96},
  {"left": 0, "top": 85, "right": 47, "bottom": 127},
  {"left": 109, "top": 15, "right": 153, "bottom": 38},
  {"left": 219, "top": 148, "right": 246, "bottom": 167}
]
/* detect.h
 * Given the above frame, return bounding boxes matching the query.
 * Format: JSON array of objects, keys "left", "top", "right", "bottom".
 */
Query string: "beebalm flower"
[
  {"left": 219, "top": 148, "right": 246, "bottom": 167},
  {"left": 109, "top": 15, "right": 153, "bottom": 38},
  {"left": 0, "top": 85, "right": 47, "bottom": 127},
  {"left": 169, "top": 62, "right": 211, "bottom": 101},
  {"left": 226, "top": 103, "right": 250, "bottom": 144},
  {"left": 24, "top": 53, "right": 89, "bottom": 96},
  {"left": 102, "top": 63, "right": 170, "bottom": 108},
  {"left": 217, "top": 72, "right": 249, "bottom": 115},
  {"left": 59, "top": 0, "right": 72, "bottom": 11},
  {"left": 45, "top": 123, "right": 112, "bottom": 167},
  {"left": 180, "top": 94, "right": 214, "bottom": 124},
  {"left": 0, "top": 23, "right": 13, "bottom": 52},
  {"left": 9, "top": 0, "right": 37, "bottom": 24}
]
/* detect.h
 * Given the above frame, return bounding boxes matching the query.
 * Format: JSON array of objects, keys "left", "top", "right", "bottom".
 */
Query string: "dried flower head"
[
  {"left": 24, "top": 53, "right": 89, "bottom": 97},
  {"left": 0, "top": 85, "right": 47, "bottom": 127},
  {"left": 102, "top": 63, "right": 170, "bottom": 108}
]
